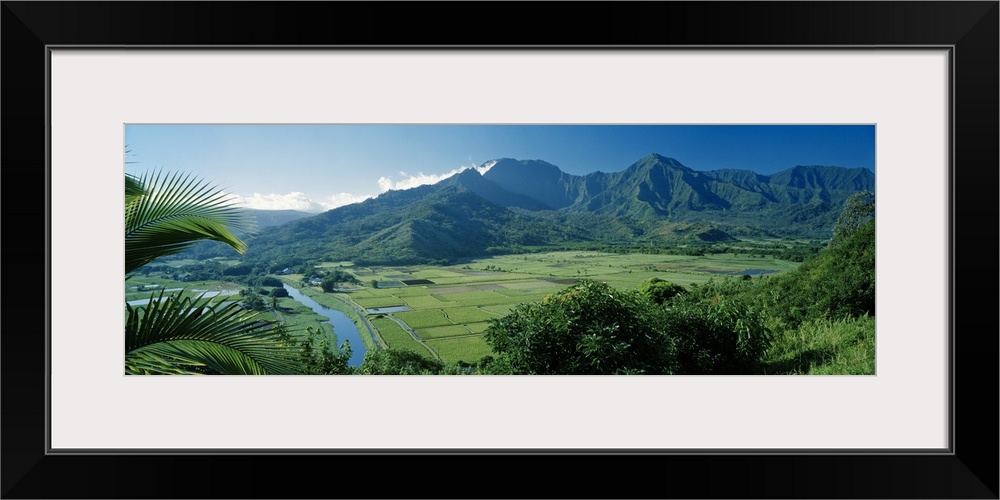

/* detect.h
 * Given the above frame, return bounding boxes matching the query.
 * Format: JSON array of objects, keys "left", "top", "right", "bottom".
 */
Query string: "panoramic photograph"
[{"left": 124, "top": 124, "right": 875, "bottom": 376}]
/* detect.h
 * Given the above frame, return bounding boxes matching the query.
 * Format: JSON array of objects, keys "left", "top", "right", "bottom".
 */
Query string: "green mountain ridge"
[
  {"left": 246, "top": 208, "right": 317, "bottom": 228},
  {"left": 243, "top": 154, "right": 874, "bottom": 266},
  {"left": 480, "top": 154, "right": 873, "bottom": 227}
]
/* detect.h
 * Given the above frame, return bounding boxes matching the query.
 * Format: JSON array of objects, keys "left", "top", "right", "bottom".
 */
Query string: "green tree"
[
  {"left": 483, "top": 280, "right": 677, "bottom": 374},
  {"left": 637, "top": 277, "right": 687, "bottom": 305},
  {"left": 320, "top": 274, "right": 339, "bottom": 292},
  {"left": 776, "top": 217, "right": 875, "bottom": 324},
  {"left": 239, "top": 289, "right": 267, "bottom": 311},
  {"left": 665, "top": 290, "right": 771, "bottom": 374},
  {"left": 125, "top": 170, "right": 304, "bottom": 375},
  {"left": 831, "top": 190, "right": 874, "bottom": 247},
  {"left": 764, "top": 194, "right": 876, "bottom": 327},
  {"left": 260, "top": 276, "right": 283, "bottom": 287},
  {"left": 299, "top": 328, "right": 353, "bottom": 375},
  {"left": 357, "top": 349, "right": 444, "bottom": 375}
]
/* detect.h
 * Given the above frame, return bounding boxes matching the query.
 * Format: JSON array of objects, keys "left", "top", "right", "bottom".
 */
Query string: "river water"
[
  {"left": 281, "top": 284, "right": 367, "bottom": 367},
  {"left": 705, "top": 268, "right": 779, "bottom": 276}
]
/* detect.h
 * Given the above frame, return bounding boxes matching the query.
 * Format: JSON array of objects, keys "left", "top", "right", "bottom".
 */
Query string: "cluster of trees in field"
[
  {"left": 318, "top": 270, "right": 361, "bottom": 292},
  {"left": 236, "top": 279, "right": 289, "bottom": 312}
]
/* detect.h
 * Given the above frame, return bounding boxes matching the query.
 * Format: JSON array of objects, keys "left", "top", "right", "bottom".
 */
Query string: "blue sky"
[{"left": 125, "top": 124, "right": 875, "bottom": 212}]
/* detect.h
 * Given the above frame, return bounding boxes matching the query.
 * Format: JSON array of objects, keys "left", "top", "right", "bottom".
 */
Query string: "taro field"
[{"left": 298, "top": 250, "right": 800, "bottom": 365}]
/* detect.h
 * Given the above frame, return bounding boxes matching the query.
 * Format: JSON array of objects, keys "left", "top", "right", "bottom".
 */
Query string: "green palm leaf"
[
  {"left": 125, "top": 172, "right": 146, "bottom": 205},
  {"left": 125, "top": 289, "right": 304, "bottom": 375},
  {"left": 124, "top": 167, "right": 304, "bottom": 375},
  {"left": 128, "top": 341, "right": 269, "bottom": 375},
  {"left": 125, "top": 170, "right": 256, "bottom": 275}
]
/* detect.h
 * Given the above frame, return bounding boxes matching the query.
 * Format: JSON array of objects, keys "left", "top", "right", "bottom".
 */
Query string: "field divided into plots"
[{"left": 320, "top": 250, "right": 799, "bottom": 365}]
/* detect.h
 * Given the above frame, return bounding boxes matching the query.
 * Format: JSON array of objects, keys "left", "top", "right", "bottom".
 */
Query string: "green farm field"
[
  {"left": 306, "top": 250, "right": 801, "bottom": 365},
  {"left": 124, "top": 276, "right": 245, "bottom": 303}
]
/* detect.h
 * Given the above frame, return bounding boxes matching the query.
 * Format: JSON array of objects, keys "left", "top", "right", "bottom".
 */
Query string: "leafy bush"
[
  {"left": 299, "top": 328, "right": 352, "bottom": 375},
  {"left": 637, "top": 277, "right": 687, "bottom": 305},
  {"left": 357, "top": 349, "right": 444, "bottom": 375},
  {"left": 320, "top": 270, "right": 360, "bottom": 292},
  {"left": 260, "top": 276, "right": 283, "bottom": 287},
  {"left": 222, "top": 263, "right": 253, "bottom": 276},
  {"left": 665, "top": 292, "right": 771, "bottom": 374},
  {"left": 765, "top": 218, "right": 874, "bottom": 327},
  {"left": 484, "top": 280, "right": 677, "bottom": 374},
  {"left": 472, "top": 355, "right": 515, "bottom": 375}
]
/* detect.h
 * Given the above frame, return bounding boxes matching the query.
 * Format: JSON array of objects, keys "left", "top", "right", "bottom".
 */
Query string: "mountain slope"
[
  {"left": 472, "top": 154, "right": 873, "bottom": 235},
  {"left": 245, "top": 184, "right": 588, "bottom": 266},
  {"left": 480, "top": 158, "right": 585, "bottom": 209},
  {"left": 245, "top": 208, "right": 316, "bottom": 228},
  {"left": 242, "top": 154, "right": 874, "bottom": 266}
]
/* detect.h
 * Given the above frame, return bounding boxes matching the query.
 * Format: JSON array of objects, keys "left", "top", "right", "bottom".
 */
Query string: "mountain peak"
[
  {"left": 486, "top": 158, "right": 560, "bottom": 171},
  {"left": 454, "top": 168, "right": 483, "bottom": 180},
  {"left": 481, "top": 158, "right": 577, "bottom": 210},
  {"left": 482, "top": 158, "right": 564, "bottom": 179},
  {"left": 643, "top": 153, "right": 685, "bottom": 166},
  {"left": 627, "top": 153, "right": 691, "bottom": 172}
]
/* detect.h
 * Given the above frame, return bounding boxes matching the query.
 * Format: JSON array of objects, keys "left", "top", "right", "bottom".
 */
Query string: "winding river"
[{"left": 281, "top": 284, "right": 367, "bottom": 367}]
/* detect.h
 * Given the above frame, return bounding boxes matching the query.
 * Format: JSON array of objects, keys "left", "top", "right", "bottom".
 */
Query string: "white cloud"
[
  {"left": 379, "top": 171, "right": 455, "bottom": 192},
  {"left": 320, "top": 192, "right": 373, "bottom": 210},
  {"left": 233, "top": 192, "right": 325, "bottom": 212},
  {"left": 376, "top": 160, "right": 498, "bottom": 192},
  {"left": 230, "top": 191, "right": 373, "bottom": 212},
  {"left": 225, "top": 159, "right": 501, "bottom": 213}
]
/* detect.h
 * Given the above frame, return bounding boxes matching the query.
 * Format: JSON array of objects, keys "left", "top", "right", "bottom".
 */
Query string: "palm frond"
[
  {"left": 125, "top": 173, "right": 146, "bottom": 205},
  {"left": 125, "top": 170, "right": 256, "bottom": 274},
  {"left": 125, "top": 350, "right": 211, "bottom": 375},
  {"left": 125, "top": 289, "right": 304, "bottom": 375},
  {"left": 127, "top": 341, "right": 269, "bottom": 375}
]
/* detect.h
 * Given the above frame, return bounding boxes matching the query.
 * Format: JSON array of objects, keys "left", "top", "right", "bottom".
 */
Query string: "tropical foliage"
[
  {"left": 356, "top": 348, "right": 445, "bottom": 375},
  {"left": 637, "top": 277, "right": 687, "bottom": 305},
  {"left": 483, "top": 280, "right": 678, "bottom": 375},
  {"left": 298, "top": 327, "right": 353, "bottom": 375},
  {"left": 126, "top": 171, "right": 253, "bottom": 276},
  {"left": 125, "top": 288, "right": 301, "bottom": 375},
  {"left": 125, "top": 170, "right": 304, "bottom": 375}
]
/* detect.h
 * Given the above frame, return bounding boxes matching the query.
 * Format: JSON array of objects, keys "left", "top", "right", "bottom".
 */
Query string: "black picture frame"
[{"left": 3, "top": 2, "right": 997, "bottom": 498}]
